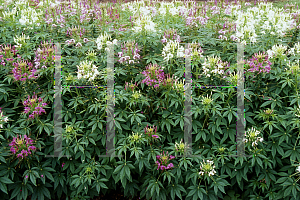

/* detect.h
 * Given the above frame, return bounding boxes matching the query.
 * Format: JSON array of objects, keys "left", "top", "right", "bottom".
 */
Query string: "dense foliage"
[{"left": 1, "top": 0, "right": 300, "bottom": 199}]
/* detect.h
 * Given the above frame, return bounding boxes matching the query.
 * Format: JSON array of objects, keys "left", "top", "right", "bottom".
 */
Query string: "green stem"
[
  {"left": 202, "top": 114, "right": 209, "bottom": 130},
  {"left": 225, "top": 89, "right": 233, "bottom": 106},
  {"left": 156, "top": 172, "right": 162, "bottom": 182}
]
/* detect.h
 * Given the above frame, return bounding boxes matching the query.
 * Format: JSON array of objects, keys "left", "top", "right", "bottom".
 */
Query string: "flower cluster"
[
  {"left": 162, "top": 39, "right": 185, "bottom": 62},
  {"left": 231, "top": 2, "right": 297, "bottom": 44},
  {"left": 160, "top": 73, "right": 176, "bottom": 89},
  {"left": 34, "top": 40, "right": 55, "bottom": 69},
  {"left": 9, "top": 134, "right": 37, "bottom": 159},
  {"left": 131, "top": 90, "right": 141, "bottom": 100},
  {"left": 141, "top": 63, "right": 165, "bottom": 90},
  {"left": 85, "top": 49, "right": 97, "bottom": 62},
  {"left": 0, "top": 43, "right": 18, "bottom": 66},
  {"left": 128, "top": 131, "right": 143, "bottom": 144},
  {"left": 22, "top": 93, "right": 47, "bottom": 120},
  {"left": 287, "top": 59, "right": 300, "bottom": 74},
  {"left": 223, "top": 21, "right": 238, "bottom": 41},
  {"left": 155, "top": 151, "right": 175, "bottom": 171},
  {"left": 144, "top": 124, "right": 159, "bottom": 139},
  {"left": 13, "top": 32, "right": 30, "bottom": 49},
  {"left": 95, "top": 31, "right": 118, "bottom": 52},
  {"left": 12, "top": 58, "right": 38, "bottom": 82},
  {"left": 118, "top": 40, "right": 141, "bottom": 64},
  {"left": 76, "top": 60, "right": 100, "bottom": 82},
  {"left": 199, "top": 159, "right": 217, "bottom": 176},
  {"left": 132, "top": 15, "right": 156, "bottom": 33},
  {"left": 175, "top": 139, "right": 190, "bottom": 154},
  {"left": 125, "top": 80, "right": 139, "bottom": 92},
  {"left": 201, "top": 55, "right": 229, "bottom": 78},
  {"left": 266, "top": 44, "right": 288, "bottom": 61},
  {"left": 244, "top": 127, "right": 264, "bottom": 147},
  {"left": 161, "top": 28, "right": 181, "bottom": 44},
  {"left": 201, "top": 92, "right": 214, "bottom": 105},
  {"left": 245, "top": 51, "right": 272, "bottom": 74},
  {"left": 288, "top": 42, "right": 300, "bottom": 56},
  {"left": 66, "top": 25, "right": 86, "bottom": 38},
  {"left": 264, "top": 108, "right": 274, "bottom": 115},
  {"left": 19, "top": 6, "right": 42, "bottom": 26},
  {"left": 186, "top": 15, "right": 209, "bottom": 28},
  {"left": 172, "top": 78, "right": 185, "bottom": 93},
  {"left": 2, "top": 6, "right": 18, "bottom": 21},
  {"left": 0, "top": 108, "right": 9, "bottom": 129}
]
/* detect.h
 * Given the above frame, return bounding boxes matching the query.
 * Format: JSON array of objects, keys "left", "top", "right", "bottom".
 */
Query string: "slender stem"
[{"left": 202, "top": 113, "right": 209, "bottom": 130}]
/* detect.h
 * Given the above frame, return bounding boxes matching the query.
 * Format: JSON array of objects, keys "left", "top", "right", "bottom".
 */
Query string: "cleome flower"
[
  {"left": 266, "top": 44, "right": 288, "bottom": 61},
  {"left": 287, "top": 59, "right": 300, "bottom": 75},
  {"left": 141, "top": 63, "right": 165, "bottom": 90},
  {"left": 175, "top": 138, "right": 190, "bottom": 155},
  {"left": 0, "top": 108, "right": 9, "bottom": 129},
  {"left": 264, "top": 108, "right": 274, "bottom": 115},
  {"left": 245, "top": 51, "right": 272, "bottom": 75},
  {"left": 132, "top": 15, "right": 156, "bottom": 34},
  {"left": 131, "top": 90, "right": 141, "bottom": 100},
  {"left": 201, "top": 91, "right": 213, "bottom": 105},
  {"left": 172, "top": 78, "right": 185, "bottom": 93},
  {"left": 128, "top": 131, "right": 143, "bottom": 144},
  {"left": 162, "top": 39, "right": 185, "bottom": 62},
  {"left": 244, "top": 127, "right": 264, "bottom": 147},
  {"left": 118, "top": 40, "right": 141, "bottom": 64},
  {"left": 76, "top": 60, "right": 100, "bottom": 82},
  {"left": 125, "top": 80, "right": 139, "bottom": 92},
  {"left": 34, "top": 40, "right": 55, "bottom": 69},
  {"left": 288, "top": 42, "right": 300, "bottom": 56},
  {"left": 9, "top": 134, "right": 37, "bottom": 159},
  {"left": 155, "top": 151, "right": 175, "bottom": 171},
  {"left": 144, "top": 124, "right": 160, "bottom": 142},
  {"left": 22, "top": 93, "right": 47, "bottom": 120},
  {"left": 199, "top": 159, "right": 217, "bottom": 177},
  {"left": 12, "top": 58, "right": 38, "bottom": 82},
  {"left": 13, "top": 32, "right": 30, "bottom": 49},
  {"left": 160, "top": 73, "right": 176, "bottom": 89},
  {"left": 201, "top": 54, "right": 229, "bottom": 78},
  {"left": 95, "top": 31, "right": 118, "bottom": 52}
]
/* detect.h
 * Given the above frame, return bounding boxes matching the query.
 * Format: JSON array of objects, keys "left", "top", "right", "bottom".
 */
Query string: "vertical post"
[
  {"left": 46, "top": 43, "right": 68, "bottom": 158},
  {"left": 235, "top": 42, "right": 250, "bottom": 157},
  {"left": 184, "top": 43, "right": 193, "bottom": 157},
  {"left": 105, "top": 42, "right": 115, "bottom": 157}
]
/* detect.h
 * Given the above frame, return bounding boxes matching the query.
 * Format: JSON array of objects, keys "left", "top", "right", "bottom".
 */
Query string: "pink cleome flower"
[
  {"left": 9, "top": 134, "right": 37, "bottom": 159},
  {"left": 22, "top": 93, "right": 47, "bottom": 120},
  {"left": 155, "top": 151, "right": 175, "bottom": 171}
]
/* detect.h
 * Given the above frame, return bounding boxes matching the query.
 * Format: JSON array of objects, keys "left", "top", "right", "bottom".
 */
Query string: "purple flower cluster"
[
  {"left": 155, "top": 151, "right": 175, "bottom": 171},
  {"left": 34, "top": 40, "right": 55, "bottom": 69},
  {"left": 22, "top": 93, "right": 47, "bottom": 120},
  {"left": 12, "top": 59, "right": 38, "bottom": 82},
  {"left": 160, "top": 73, "right": 176, "bottom": 88},
  {"left": 66, "top": 26, "right": 86, "bottom": 38},
  {"left": 9, "top": 134, "right": 37, "bottom": 159},
  {"left": 246, "top": 51, "right": 272, "bottom": 75},
  {"left": 161, "top": 28, "right": 181, "bottom": 44},
  {"left": 118, "top": 40, "right": 141, "bottom": 64},
  {"left": 125, "top": 80, "right": 139, "bottom": 92},
  {"left": 141, "top": 63, "right": 165, "bottom": 90},
  {"left": 0, "top": 44, "right": 18, "bottom": 66},
  {"left": 144, "top": 124, "right": 160, "bottom": 143}
]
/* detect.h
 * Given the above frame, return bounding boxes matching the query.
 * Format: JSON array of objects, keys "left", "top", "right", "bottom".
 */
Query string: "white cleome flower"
[{"left": 14, "top": 32, "right": 30, "bottom": 48}]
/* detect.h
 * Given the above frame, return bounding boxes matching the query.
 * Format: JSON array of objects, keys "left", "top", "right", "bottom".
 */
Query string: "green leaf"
[
  {"left": 0, "top": 182, "right": 8, "bottom": 194},
  {"left": 0, "top": 177, "right": 14, "bottom": 184}
]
